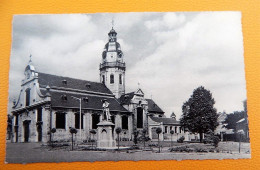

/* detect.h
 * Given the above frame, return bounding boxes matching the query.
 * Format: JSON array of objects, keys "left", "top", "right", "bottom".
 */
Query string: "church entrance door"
[
  {"left": 38, "top": 126, "right": 42, "bottom": 142},
  {"left": 23, "top": 120, "right": 31, "bottom": 142},
  {"left": 24, "top": 122, "right": 30, "bottom": 142}
]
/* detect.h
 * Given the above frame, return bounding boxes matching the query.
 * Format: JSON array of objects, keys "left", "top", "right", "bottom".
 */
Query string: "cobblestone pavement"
[{"left": 5, "top": 142, "right": 250, "bottom": 164}]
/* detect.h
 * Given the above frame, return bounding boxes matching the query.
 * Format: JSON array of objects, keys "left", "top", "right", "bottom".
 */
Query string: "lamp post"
[
  {"left": 71, "top": 96, "right": 88, "bottom": 141},
  {"left": 170, "top": 130, "right": 174, "bottom": 148},
  {"left": 237, "top": 130, "right": 244, "bottom": 153}
]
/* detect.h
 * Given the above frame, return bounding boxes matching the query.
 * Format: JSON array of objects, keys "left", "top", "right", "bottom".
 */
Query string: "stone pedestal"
[{"left": 97, "top": 121, "right": 116, "bottom": 148}]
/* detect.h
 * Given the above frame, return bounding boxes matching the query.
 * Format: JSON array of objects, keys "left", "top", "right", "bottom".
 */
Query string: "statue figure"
[{"left": 102, "top": 99, "right": 111, "bottom": 121}]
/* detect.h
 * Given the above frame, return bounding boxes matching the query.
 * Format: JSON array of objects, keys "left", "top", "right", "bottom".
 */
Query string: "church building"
[{"left": 10, "top": 27, "right": 199, "bottom": 143}]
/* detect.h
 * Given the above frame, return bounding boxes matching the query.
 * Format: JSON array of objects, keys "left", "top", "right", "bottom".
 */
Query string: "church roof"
[
  {"left": 38, "top": 72, "right": 113, "bottom": 95},
  {"left": 119, "top": 92, "right": 135, "bottom": 105},
  {"left": 146, "top": 99, "right": 164, "bottom": 114},
  {"left": 119, "top": 93, "right": 164, "bottom": 113},
  {"left": 38, "top": 72, "right": 129, "bottom": 113},
  {"left": 150, "top": 117, "right": 180, "bottom": 125},
  {"left": 108, "top": 28, "right": 117, "bottom": 35},
  {"left": 45, "top": 91, "right": 129, "bottom": 112}
]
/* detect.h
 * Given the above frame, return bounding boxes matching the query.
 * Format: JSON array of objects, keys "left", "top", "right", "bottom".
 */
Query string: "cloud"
[
  {"left": 145, "top": 13, "right": 186, "bottom": 30},
  {"left": 8, "top": 12, "right": 246, "bottom": 120}
]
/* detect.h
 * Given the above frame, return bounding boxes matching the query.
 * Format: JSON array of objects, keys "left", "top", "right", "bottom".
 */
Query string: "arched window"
[
  {"left": 122, "top": 115, "right": 128, "bottom": 130},
  {"left": 110, "top": 74, "right": 114, "bottom": 84},
  {"left": 75, "top": 113, "right": 83, "bottom": 129},
  {"left": 119, "top": 74, "right": 122, "bottom": 84},
  {"left": 56, "top": 112, "right": 66, "bottom": 129},
  {"left": 25, "top": 88, "right": 30, "bottom": 106},
  {"left": 92, "top": 114, "right": 100, "bottom": 129},
  {"left": 165, "top": 126, "right": 168, "bottom": 133},
  {"left": 102, "top": 75, "right": 105, "bottom": 84},
  {"left": 37, "top": 108, "right": 42, "bottom": 121},
  {"left": 137, "top": 107, "right": 143, "bottom": 128}
]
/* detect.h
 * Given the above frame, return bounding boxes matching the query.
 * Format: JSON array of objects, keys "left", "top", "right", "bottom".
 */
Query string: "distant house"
[
  {"left": 215, "top": 112, "right": 234, "bottom": 141},
  {"left": 148, "top": 116, "right": 199, "bottom": 141},
  {"left": 236, "top": 100, "right": 249, "bottom": 142}
]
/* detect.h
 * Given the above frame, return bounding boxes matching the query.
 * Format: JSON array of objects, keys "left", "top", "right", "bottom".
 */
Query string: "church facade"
[{"left": 10, "top": 27, "right": 199, "bottom": 143}]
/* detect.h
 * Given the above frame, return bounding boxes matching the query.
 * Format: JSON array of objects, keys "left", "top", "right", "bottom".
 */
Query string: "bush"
[
  {"left": 130, "top": 145, "right": 140, "bottom": 150},
  {"left": 121, "top": 137, "right": 129, "bottom": 141},
  {"left": 212, "top": 135, "right": 220, "bottom": 148},
  {"left": 169, "top": 146, "right": 194, "bottom": 153},
  {"left": 204, "top": 130, "right": 220, "bottom": 148},
  {"left": 209, "top": 148, "right": 215, "bottom": 153},
  {"left": 195, "top": 148, "right": 208, "bottom": 153},
  {"left": 133, "top": 129, "right": 140, "bottom": 145},
  {"left": 148, "top": 143, "right": 158, "bottom": 147},
  {"left": 177, "top": 136, "right": 185, "bottom": 143},
  {"left": 137, "top": 136, "right": 151, "bottom": 142}
]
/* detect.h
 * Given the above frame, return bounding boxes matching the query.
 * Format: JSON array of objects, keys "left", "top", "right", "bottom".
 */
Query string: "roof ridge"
[
  {"left": 123, "top": 91, "right": 135, "bottom": 95},
  {"left": 37, "top": 72, "right": 102, "bottom": 84}
]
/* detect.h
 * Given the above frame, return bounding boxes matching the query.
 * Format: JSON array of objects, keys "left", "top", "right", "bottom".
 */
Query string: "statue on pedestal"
[
  {"left": 97, "top": 99, "right": 116, "bottom": 148},
  {"left": 102, "top": 99, "right": 111, "bottom": 121}
]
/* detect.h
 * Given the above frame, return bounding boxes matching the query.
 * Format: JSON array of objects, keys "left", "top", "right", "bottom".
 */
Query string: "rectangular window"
[
  {"left": 179, "top": 127, "right": 182, "bottom": 133},
  {"left": 170, "top": 126, "right": 172, "bottom": 131},
  {"left": 37, "top": 108, "right": 42, "bottom": 121},
  {"left": 165, "top": 126, "right": 168, "bottom": 133},
  {"left": 119, "top": 74, "right": 122, "bottom": 84},
  {"left": 137, "top": 107, "right": 143, "bottom": 128},
  {"left": 110, "top": 74, "right": 114, "bottom": 84},
  {"left": 15, "top": 115, "right": 19, "bottom": 125},
  {"left": 102, "top": 75, "right": 105, "bottom": 84},
  {"left": 25, "top": 89, "right": 30, "bottom": 106},
  {"left": 122, "top": 115, "right": 128, "bottom": 130},
  {"left": 92, "top": 114, "right": 100, "bottom": 129},
  {"left": 175, "top": 126, "right": 177, "bottom": 133},
  {"left": 75, "top": 113, "right": 83, "bottom": 129},
  {"left": 56, "top": 112, "right": 66, "bottom": 129}
]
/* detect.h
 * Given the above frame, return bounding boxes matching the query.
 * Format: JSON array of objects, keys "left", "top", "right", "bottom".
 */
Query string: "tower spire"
[
  {"left": 100, "top": 26, "right": 125, "bottom": 98},
  {"left": 111, "top": 18, "right": 114, "bottom": 29}
]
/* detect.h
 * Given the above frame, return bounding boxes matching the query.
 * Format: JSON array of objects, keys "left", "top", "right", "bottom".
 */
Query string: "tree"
[
  {"left": 115, "top": 127, "right": 122, "bottom": 150},
  {"left": 223, "top": 111, "right": 246, "bottom": 130},
  {"left": 156, "top": 127, "right": 162, "bottom": 153},
  {"left": 180, "top": 86, "right": 218, "bottom": 142},
  {"left": 133, "top": 129, "right": 139, "bottom": 145},
  {"left": 223, "top": 110, "right": 249, "bottom": 142},
  {"left": 70, "top": 127, "right": 77, "bottom": 151}
]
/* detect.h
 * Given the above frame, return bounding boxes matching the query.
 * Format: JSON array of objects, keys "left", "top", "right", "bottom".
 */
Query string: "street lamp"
[
  {"left": 71, "top": 96, "right": 88, "bottom": 141},
  {"left": 237, "top": 129, "right": 244, "bottom": 153}
]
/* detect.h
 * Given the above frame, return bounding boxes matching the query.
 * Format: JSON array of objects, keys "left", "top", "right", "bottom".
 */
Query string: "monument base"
[{"left": 96, "top": 120, "right": 116, "bottom": 148}]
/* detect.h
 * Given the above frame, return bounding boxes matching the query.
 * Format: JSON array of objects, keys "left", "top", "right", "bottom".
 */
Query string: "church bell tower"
[{"left": 99, "top": 27, "right": 126, "bottom": 98}]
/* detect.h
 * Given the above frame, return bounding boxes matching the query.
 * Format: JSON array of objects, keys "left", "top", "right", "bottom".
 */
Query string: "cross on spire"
[
  {"left": 111, "top": 18, "right": 114, "bottom": 28},
  {"left": 138, "top": 82, "right": 140, "bottom": 89},
  {"left": 29, "top": 54, "right": 32, "bottom": 63}
]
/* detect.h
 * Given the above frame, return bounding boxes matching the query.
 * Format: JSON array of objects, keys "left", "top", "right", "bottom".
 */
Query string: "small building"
[{"left": 148, "top": 117, "right": 199, "bottom": 141}]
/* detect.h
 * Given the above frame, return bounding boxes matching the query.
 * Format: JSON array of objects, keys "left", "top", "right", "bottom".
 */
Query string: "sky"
[{"left": 8, "top": 12, "right": 247, "bottom": 119}]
